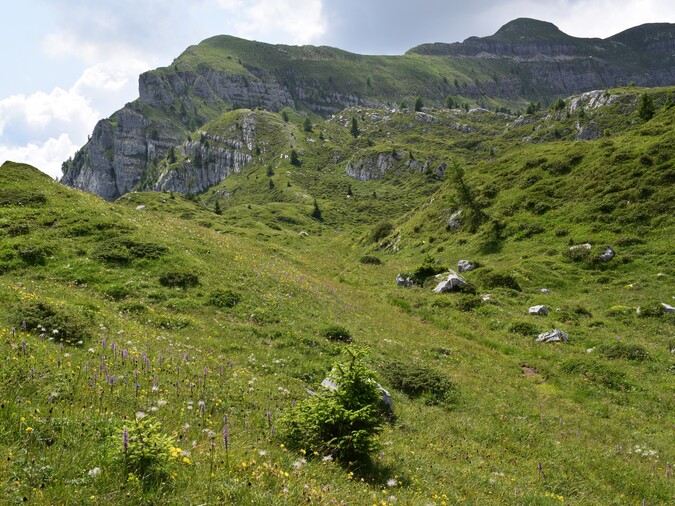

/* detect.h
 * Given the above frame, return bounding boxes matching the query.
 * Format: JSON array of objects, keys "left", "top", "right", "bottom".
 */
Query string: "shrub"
[
  {"left": 598, "top": 342, "right": 650, "bottom": 361},
  {"left": 322, "top": 325, "right": 353, "bottom": 342},
  {"left": 475, "top": 270, "right": 521, "bottom": 291},
  {"left": 102, "top": 284, "right": 131, "bottom": 301},
  {"left": 369, "top": 221, "right": 394, "bottom": 243},
  {"left": 278, "top": 347, "right": 386, "bottom": 463},
  {"left": 508, "top": 321, "right": 539, "bottom": 336},
  {"left": 560, "top": 358, "right": 630, "bottom": 390},
  {"left": 359, "top": 255, "right": 382, "bottom": 265},
  {"left": 209, "top": 289, "right": 241, "bottom": 308},
  {"left": 93, "top": 238, "right": 168, "bottom": 264},
  {"left": 13, "top": 300, "right": 92, "bottom": 344},
  {"left": 410, "top": 257, "right": 446, "bottom": 285},
  {"left": 158, "top": 271, "right": 199, "bottom": 289},
  {"left": 454, "top": 294, "right": 482, "bottom": 312},
  {"left": 382, "top": 360, "right": 457, "bottom": 406},
  {"left": 17, "top": 242, "right": 53, "bottom": 265},
  {"left": 637, "top": 302, "right": 669, "bottom": 318}
]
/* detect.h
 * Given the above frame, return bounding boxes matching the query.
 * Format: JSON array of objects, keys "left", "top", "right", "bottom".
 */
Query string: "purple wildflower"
[
  {"left": 122, "top": 427, "right": 129, "bottom": 452},
  {"left": 222, "top": 425, "right": 229, "bottom": 452}
]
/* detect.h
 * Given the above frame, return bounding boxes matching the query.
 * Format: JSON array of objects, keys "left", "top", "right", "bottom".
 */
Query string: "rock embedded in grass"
[
  {"left": 536, "top": 329, "right": 569, "bottom": 343},
  {"left": 433, "top": 272, "right": 468, "bottom": 293},
  {"left": 529, "top": 305, "right": 549, "bottom": 316}
]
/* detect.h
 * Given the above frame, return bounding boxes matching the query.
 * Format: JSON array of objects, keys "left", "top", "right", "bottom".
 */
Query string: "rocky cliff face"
[{"left": 61, "top": 18, "right": 675, "bottom": 201}]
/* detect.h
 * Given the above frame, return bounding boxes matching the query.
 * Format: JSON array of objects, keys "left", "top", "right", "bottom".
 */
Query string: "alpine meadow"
[{"left": 1, "top": 17, "right": 674, "bottom": 505}]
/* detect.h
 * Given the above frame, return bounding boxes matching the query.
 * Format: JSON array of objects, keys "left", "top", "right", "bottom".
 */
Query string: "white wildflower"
[
  {"left": 88, "top": 467, "right": 101, "bottom": 477},
  {"left": 387, "top": 478, "right": 397, "bottom": 487}
]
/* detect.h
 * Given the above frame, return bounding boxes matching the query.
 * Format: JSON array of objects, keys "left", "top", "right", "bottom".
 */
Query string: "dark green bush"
[
  {"left": 475, "top": 270, "right": 521, "bottom": 291},
  {"left": 16, "top": 242, "right": 53, "bottom": 265},
  {"left": 322, "top": 325, "right": 353, "bottom": 343},
  {"left": 598, "top": 342, "right": 650, "bottom": 361},
  {"left": 637, "top": 302, "right": 669, "bottom": 318},
  {"left": 209, "top": 289, "right": 241, "bottom": 308},
  {"left": 382, "top": 360, "right": 457, "bottom": 406},
  {"left": 8, "top": 223, "right": 29, "bottom": 236},
  {"left": 560, "top": 358, "right": 631, "bottom": 390},
  {"left": 158, "top": 271, "right": 199, "bottom": 289},
  {"left": 13, "top": 300, "right": 92, "bottom": 344},
  {"left": 454, "top": 294, "right": 482, "bottom": 312},
  {"left": 369, "top": 221, "right": 394, "bottom": 243},
  {"left": 0, "top": 190, "right": 46, "bottom": 206},
  {"left": 278, "top": 347, "right": 386, "bottom": 463},
  {"left": 359, "top": 255, "right": 382, "bottom": 265},
  {"left": 508, "top": 321, "right": 539, "bottom": 336},
  {"left": 102, "top": 284, "right": 131, "bottom": 301},
  {"left": 410, "top": 258, "right": 446, "bottom": 284},
  {"left": 93, "top": 238, "right": 167, "bottom": 264}
]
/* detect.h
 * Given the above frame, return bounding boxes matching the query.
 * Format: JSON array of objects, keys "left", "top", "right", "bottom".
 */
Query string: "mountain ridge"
[{"left": 61, "top": 18, "right": 675, "bottom": 201}]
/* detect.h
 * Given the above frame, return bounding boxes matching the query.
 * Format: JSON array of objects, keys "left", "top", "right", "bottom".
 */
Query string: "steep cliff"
[{"left": 62, "top": 18, "right": 675, "bottom": 201}]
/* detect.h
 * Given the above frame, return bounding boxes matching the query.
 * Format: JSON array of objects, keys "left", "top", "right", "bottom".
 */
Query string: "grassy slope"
[{"left": 0, "top": 87, "right": 673, "bottom": 505}]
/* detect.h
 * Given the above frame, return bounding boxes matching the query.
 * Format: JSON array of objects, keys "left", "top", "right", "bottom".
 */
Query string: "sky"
[{"left": 1, "top": 0, "right": 673, "bottom": 179}]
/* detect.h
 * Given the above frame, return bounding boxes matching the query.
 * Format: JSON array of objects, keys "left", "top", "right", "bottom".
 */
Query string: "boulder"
[
  {"left": 446, "top": 210, "right": 462, "bottom": 230},
  {"left": 662, "top": 303, "right": 675, "bottom": 314},
  {"left": 457, "top": 260, "right": 477, "bottom": 272},
  {"left": 529, "top": 305, "right": 549, "bottom": 316},
  {"left": 598, "top": 246, "right": 615, "bottom": 262},
  {"left": 396, "top": 274, "right": 414, "bottom": 287},
  {"left": 536, "top": 329, "right": 569, "bottom": 343},
  {"left": 433, "top": 272, "right": 468, "bottom": 293},
  {"left": 540, "top": 288, "right": 551, "bottom": 294}
]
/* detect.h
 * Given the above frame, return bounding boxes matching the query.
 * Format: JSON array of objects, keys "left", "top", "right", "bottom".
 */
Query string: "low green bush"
[
  {"left": 369, "top": 221, "right": 394, "bottom": 243},
  {"left": 508, "top": 321, "right": 539, "bottom": 336},
  {"left": 12, "top": 300, "right": 92, "bottom": 344},
  {"left": 560, "top": 358, "right": 631, "bottom": 390},
  {"left": 208, "top": 289, "right": 241, "bottom": 308},
  {"left": 454, "top": 294, "right": 482, "bottom": 312},
  {"left": 475, "top": 270, "right": 521, "bottom": 291},
  {"left": 598, "top": 342, "right": 650, "bottom": 361},
  {"left": 359, "top": 255, "right": 382, "bottom": 265},
  {"left": 322, "top": 325, "right": 353, "bottom": 343},
  {"left": 158, "top": 271, "right": 199, "bottom": 289},
  {"left": 382, "top": 360, "right": 457, "bottom": 406}
]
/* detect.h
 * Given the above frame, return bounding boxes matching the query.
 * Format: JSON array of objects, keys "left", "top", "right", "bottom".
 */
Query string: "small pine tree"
[
  {"left": 214, "top": 200, "right": 222, "bottom": 215},
  {"left": 638, "top": 93, "right": 655, "bottom": 121},
  {"left": 268, "top": 179, "right": 275, "bottom": 190},
  {"left": 350, "top": 117, "right": 360, "bottom": 138},
  {"left": 347, "top": 184, "right": 353, "bottom": 197},
  {"left": 289, "top": 149, "right": 301, "bottom": 167},
  {"left": 445, "top": 96, "right": 456, "bottom": 109},
  {"left": 311, "top": 199, "right": 322, "bottom": 220},
  {"left": 281, "top": 110, "right": 289, "bottom": 123},
  {"left": 414, "top": 97, "right": 424, "bottom": 112},
  {"left": 266, "top": 166, "right": 275, "bottom": 177},
  {"left": 167, "top": 146, "right": 176, "bottom": 163},
  {"left": 303, "top": 116, "right": 313, "bottom": 132}
]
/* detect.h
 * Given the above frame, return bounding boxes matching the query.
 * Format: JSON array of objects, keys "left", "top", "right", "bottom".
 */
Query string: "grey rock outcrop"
[
  {"left": 529, "top": 305, "right": 549, "bottom": 316},
  {"left": 396, "top": 274, "right": 414, "bottom": 287},
  {"left": 536, "top": 329, "right": 569, "bottom": 343},
  {"left": 598, "top": 246, "right": 615, "bottom": 262},
  {"left": 446, "top": 210, "right": 463, "bottom": 230},
  {"left": 457, "top": 260, "right": 477, "bottom": 272},
  {"left": 346, "top": 153, "right": 395, "bottom": 181},
  {"left": 662, "top": 303, "right": 675, "bottom": 314},
  {"left": 433, "top": 272, "right": 468, "bottom": 293}
]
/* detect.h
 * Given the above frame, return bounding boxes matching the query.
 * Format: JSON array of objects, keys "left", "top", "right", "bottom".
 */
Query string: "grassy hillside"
[{"left": 0, "top": 86, "right": 673, "bottom": 505}]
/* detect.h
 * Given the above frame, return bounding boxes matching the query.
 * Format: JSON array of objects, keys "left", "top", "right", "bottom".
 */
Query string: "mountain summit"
[{"left": 61, "top": 18, "right": 675, "bottom": 201}]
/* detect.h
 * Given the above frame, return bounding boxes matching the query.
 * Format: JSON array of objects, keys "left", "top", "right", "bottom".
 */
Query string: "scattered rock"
[
  {"left": 598, "top": 246, "right": 615, "bottom": 262},
  {"left": 529, "top": 305, "right": 549, "bottom": 316},
  {"left": 457, "top": 260, "right": 478, "bottom": 272},
  {"left": 482, "top": 294, "right": 492, "bottom": 302},
  {"left": 433, "top": 272, "right": 468, "bottom": 293},
  {"left": 662, "top": 303, "right": 675, "bottom": 314},
  {"left": 540, "top": 288, "right": 551, "bottom": 294},
  {"left": 135, "top": 205, "right": 146, "bottom": 210},
  {"left": 521, "top": 365, "right": 539, "bottom": 378},
  {"left": 298, "top": 231, "right": 309, "bottom": 237},
  {"left": 446, "top": 210, "right": 462, "bottom": 230},
  {"left": 570, "top": 243, "right": 592, "bottom": 251},
  {"left": 536, "top": 329, "right": 569, "bottom": 343},
  {"left": 396, "top": 274, "right": 414, "bottom": 287}
]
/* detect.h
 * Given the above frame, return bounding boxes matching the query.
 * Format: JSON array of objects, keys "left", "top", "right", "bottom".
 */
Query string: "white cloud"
[
  {"left": 216, "top": 0, "right": 326, "bottom": 44},
  {"left": 0, "top": 58, "right": 149, "bottom": 179},
  {"left": 0, "top": 134, "right": 78, "bottom": 179}
]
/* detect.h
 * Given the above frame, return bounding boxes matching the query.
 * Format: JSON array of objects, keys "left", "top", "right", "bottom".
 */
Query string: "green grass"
[{"left": 0, "top": 86, "right": 674, "bottom": 504}]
